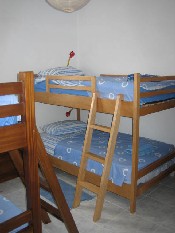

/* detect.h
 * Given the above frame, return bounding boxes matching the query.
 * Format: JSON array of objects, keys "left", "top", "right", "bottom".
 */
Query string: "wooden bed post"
[
  {"left": 77, "top": 108, "right": 81, "bottom": 121},
  {"left": 130, "top": 73, "right": 140, "bottom": 213}
]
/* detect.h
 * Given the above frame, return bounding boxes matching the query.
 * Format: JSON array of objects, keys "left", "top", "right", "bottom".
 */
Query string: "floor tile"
[
  {"left": 159, "top": 175, "right": 175, "bottom": 189},
  {"left": 136, "top": 196, "right": 175, "bottom": 231},
  {"left": 0, "top": 178, "right": 23, "bottom": 195},
  {"left": 104, "top": 210, "right": 158, "bottom": 233},
  {"left": 153, "top": 225, "right": 175, "bottom": 233},
  {"left": 147, "top": 184, "right": 175, "bottom": 207}
]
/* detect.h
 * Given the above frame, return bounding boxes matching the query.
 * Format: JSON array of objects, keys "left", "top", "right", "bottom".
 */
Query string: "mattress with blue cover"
[
  {"left": 0, "top": 95, "right": 18, "bottom": 126},
  {"left": 40, "top": 129, "right": 175, "bottom": 186},
  {"left": 35, "top": 74, "right": 175, "bottom": 105},
  {"left": 0, "top": 194, "right": 27, "bottom": 232}
]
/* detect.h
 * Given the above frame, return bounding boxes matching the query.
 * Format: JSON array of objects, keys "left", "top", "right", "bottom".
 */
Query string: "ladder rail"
[
  {"left": 73, "top": 93, "right": 97, "bottom": 208},
  {"left": 93, "top": 94, "right": 123, "bottom": 221}
]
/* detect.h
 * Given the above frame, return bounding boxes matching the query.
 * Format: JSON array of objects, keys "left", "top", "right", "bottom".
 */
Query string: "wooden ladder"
[{"left": 73, "top": 93, "right": 123, "bottom": 222}]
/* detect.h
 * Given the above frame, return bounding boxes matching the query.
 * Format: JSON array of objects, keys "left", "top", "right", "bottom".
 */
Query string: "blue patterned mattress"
[
  {"left": 35, "top": 75, "right": 175, "bottom": 105},
  {"left": 0, "top": 195, "right": 27, "bottom": 232},
  {"left": 40, "top": 130, "right": 175, "bottom": 186},
  {"left": 0, "top": 95, "right": 18, "bottom": 126}
]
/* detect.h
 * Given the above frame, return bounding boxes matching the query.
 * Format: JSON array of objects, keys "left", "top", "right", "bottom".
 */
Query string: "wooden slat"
[
  {"left": 46, "top": 75, "right": 96, "bottom": 94},
  {"left": 90, "top": 124, "right": 111, "bottom": 133},
  {"left": 141, "top": 88, "right": 175, "bottom": 98},
  {"left": 141, "top": 76, "right": 175, "bottom": 82},
  {"left": 40, "top": 199, "right": 63, "bottom": 222},
  {"left": 100, "top": 74, "right": 128, "bottom": 77},
  {"left": 0, "top": 210, "right": 32, "bottom": 232},
  {"left": 0, "top": 123, "right": 27, "bottom": 153},
  {"left": 0, "top": 103, "right": 24, "bottom": 118},
  {"left": 140, "top": 99, "right": 175, "bottom": 115},
  {"left": 85, "top": 152, "right": 105, "bottom": 164},
  {"left": 47, "top": 75, "right": 96, "bottom": 81},
  {"left": 0, "top": 82, "right": 23, "bottom": 95},
  {"left": 138, "top": 152, "right": 175, "bottom": 179},
  {"left": 79, "top": 181, "right": 99, "bottom": 194},
  {"left": 48, "top": 84, "right": 93, "bottom": 92}
]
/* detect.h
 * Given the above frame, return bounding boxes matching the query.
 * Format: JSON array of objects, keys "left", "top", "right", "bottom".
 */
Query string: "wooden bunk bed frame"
[
  {"left": 0, "top": 72, "right": 80, "bottom": 233},
  {"left": 33, "top": 72, "right": 175, "bottom": 213},
  {"left": 0, "top": 74, "right": 42, "bottom": 232}
]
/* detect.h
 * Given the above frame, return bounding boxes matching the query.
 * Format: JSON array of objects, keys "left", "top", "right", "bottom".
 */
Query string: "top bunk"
[
  {"left": 30, "top": 70, "right": 175, "bottom": 117},
  {"left": 0, "top": 72, "right": 35, "bottom": 153}
]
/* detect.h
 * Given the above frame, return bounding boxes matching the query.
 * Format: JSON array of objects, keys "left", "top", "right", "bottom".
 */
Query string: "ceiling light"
[{"left": 46, "top": 0, "right": 91, "bottom": 13}]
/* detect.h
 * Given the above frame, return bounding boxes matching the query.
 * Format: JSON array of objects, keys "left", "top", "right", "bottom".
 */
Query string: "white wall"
[
  {"left": 78, "top": 0, "right": 175, "bottom": 75},
  {"left": 77, "top": 0, "right": 175, "bottom": 145},
  {"left": 0, "top": 0, "right": 175, "bottom": 145},
  {"left": 0, "top": 0, "right": 79, "bottom": 126}
]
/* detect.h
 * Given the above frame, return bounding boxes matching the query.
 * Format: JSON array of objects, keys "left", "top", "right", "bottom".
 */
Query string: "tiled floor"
[{"left": 0, "top": 171, "right": 175, "bottom": 233}]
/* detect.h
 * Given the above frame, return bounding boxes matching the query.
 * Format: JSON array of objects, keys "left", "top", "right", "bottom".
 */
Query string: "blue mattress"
[
  {"left": 40, "top": 130, "right": 175, "bottom": 186},
  {"left": 0, "top": 195, "right": 27, "bottom": 232},
  {"left": 0, "top": 95, "right": 18, "bottom": 126},
  {"left": 34, "top": 75, "right": 175, "bottom": 105}
]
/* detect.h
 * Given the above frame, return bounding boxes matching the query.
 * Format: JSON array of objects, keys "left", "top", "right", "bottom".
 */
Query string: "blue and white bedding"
[
  {"left": 41, "top": 120, "right": 87, "bottom": 136},
  {"left": 35, "top": 73, "right": 175, "bottom": 105},
  {"left": 37, "top": 66, "right": 85, "bottom": 80},
  {"left": 0, "top": 95, "right": 18, "bottom": 126},
  {"left": 40, "top": 129, "right": 175, "bottom": 186},
  {"left": 0, "top": 194, "right": 27, "bottom": 232}
]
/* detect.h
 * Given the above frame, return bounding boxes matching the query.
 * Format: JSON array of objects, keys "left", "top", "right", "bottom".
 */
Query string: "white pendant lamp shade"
[{"left": 46, "top": 0, "right": 91, "bottom": 13}]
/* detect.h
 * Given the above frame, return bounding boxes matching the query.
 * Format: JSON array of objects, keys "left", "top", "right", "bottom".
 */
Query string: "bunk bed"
[
  {"left": 0, "top": 74, "right": 42, "bottom": 232},
  {"left": 32, "top": 70, "right": 175, "bottom": 213}
]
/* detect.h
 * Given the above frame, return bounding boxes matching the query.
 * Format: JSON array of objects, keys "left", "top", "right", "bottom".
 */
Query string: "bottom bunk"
[{"left": 39, "top": 120, "right": 175, "bottom": 206}]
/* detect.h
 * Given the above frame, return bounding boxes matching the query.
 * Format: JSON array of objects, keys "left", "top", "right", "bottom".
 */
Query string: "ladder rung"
[
  {"left": 79, "top": 181, "right": 99, "bottom": 194},
  {"left": 90, "top": 124, "right": 111, "bottom": 133},
  {"left": 85, "top": 152, "right": 105, "bottom": 164}
]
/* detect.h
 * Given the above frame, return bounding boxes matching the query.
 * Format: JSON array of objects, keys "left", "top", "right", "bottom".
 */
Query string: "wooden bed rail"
[{"left": 46, "top": 75, "right": 96, "bottom": 94}]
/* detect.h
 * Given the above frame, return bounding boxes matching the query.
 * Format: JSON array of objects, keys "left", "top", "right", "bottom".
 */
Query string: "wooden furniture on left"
[
  {"left": 0, "top": 73, "right": 42, "bottom": 232},
  {"left": 0, "top": 72, "right": 79, "bottom": 233}
]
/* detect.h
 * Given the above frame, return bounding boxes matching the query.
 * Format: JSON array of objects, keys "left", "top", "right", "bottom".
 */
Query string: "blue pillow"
[
  {"left": 37, "top": 66, "right": 84, "bottom": 77},
  {"left": 41, "top": 120, "right": 87, "bottom": 136}
]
